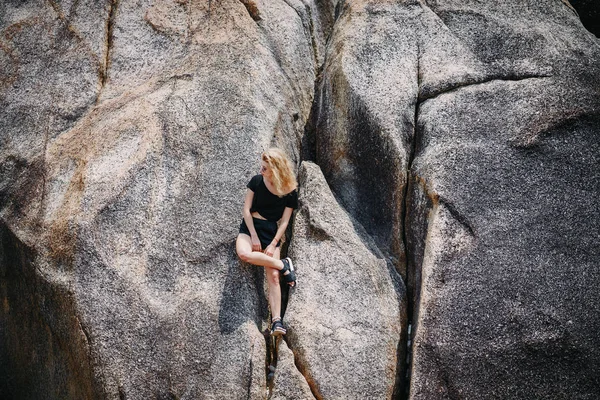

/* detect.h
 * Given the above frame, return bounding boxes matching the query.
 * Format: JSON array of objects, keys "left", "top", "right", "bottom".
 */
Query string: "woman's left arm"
[{"left": 264, "top": 207, "right": 294, "bottom": 257}]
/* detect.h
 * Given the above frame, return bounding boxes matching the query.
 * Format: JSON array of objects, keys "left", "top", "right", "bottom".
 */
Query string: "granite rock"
[
  {"left": 2, "top": 0, "right": 600, "bottom": 398},
  {"left": 314, "top": 0, "right": 600, "bottom": 398},
  {"left": 0, "top": 0, "right": 332, "bottom": 398},
  {"left": 286, "top": 161, "right": 406, "bottom": 399}
]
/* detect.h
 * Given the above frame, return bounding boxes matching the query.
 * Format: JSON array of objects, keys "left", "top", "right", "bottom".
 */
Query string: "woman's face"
[{"left": 260, "top": 161, "right": 272, "bottom": 179}]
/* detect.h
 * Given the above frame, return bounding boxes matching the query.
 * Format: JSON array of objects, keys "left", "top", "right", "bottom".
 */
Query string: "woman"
[{"left": 236, "top": 148, "right": 298, "bottom": 336}]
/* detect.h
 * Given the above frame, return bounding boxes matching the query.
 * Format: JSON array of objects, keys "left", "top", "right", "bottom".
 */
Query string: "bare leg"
[
  {"left": 237, "top": 234, "right": 290, "bottom": 325},
  {"left": 266, "top": 247, "right": 282, "bottom": 320},
  {"left": 236, "top": 234, "right": 284, "bottom": 270}
]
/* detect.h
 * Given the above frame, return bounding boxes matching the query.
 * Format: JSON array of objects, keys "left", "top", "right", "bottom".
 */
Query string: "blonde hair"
[{"left": 262, "top": 148, "right": 297, "bottom": 196}]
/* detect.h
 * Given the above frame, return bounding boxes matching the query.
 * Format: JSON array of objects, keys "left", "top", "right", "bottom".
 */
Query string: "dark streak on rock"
[
  {"left": 246, "top": 343, "right": 253, "bottom": 400},
  {"left": 300, "top": 69, "right": 323, "bottom": 163},
  {"left": 39, "top": 113, "right": 50, "bottom": 222},
  {"left": 265, "top": 331, "right": 275, "bottom": 396},
  {"left": 169, "top": 73, "right": 194, "bottom": 81},
  {"left": 77, "top": 317, "right": 92, "bottom": 349},
  {"left": 118, "top": 385, "right": 126, "bottom": 400},
  {"left": 100, "top": 0, "right": 120, "bottom": 95}
]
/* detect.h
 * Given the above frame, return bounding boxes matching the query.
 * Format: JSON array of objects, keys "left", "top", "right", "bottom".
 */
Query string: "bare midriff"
[{"left": 251, "top": 211, "right": 267, "bottom": 220}]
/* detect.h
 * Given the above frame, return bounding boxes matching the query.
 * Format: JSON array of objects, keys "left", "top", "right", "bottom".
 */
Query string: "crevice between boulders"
[
  {"left": 289, "top": 14, "right": 416, "bottom": 399},
  {"left": 397, "top": 41, "right": 422, "bottom": 400},
  {"left": 261, "top": 2, "right": 329, "bottom": 395},
  {"left": 285, "top": 338, "right": 322, "bottom": 400},
  {"left": 239, "top": 0, "right": 262, "bottom": 22},
  {"left": 300, "top": 59, "right": 323, "bottom": 163}
]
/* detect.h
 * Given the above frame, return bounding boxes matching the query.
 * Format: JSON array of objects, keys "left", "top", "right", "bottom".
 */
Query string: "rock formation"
[
  {"left": 286, "top": 162, "right": 405, "bottom": 399},
  {"left": 1, "top": 0, "right": 333, "bottom": 398},
  {"left": 312, "top": 0, "right": 600, "bottom": 398},
  {"left": 1, "top": 0, "right": 599, "bottom": 399}
]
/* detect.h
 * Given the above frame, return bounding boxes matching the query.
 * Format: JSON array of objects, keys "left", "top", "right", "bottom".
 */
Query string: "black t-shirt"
[{"left": 247, "top": 175, "right": 298, "bottom": 222}]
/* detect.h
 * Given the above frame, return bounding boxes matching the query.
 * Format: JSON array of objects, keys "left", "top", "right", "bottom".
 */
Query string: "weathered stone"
[
  {"left": 0, "top": 0, "right": 333, "bottom": 398},
  {"left": 313, "top": 0, "right": 419, "bottom": 280},
  {"left": 2, "top": 0, "right": 600, "bottom": 398},
  {"left": 314, "top": 0, "right": 600, "bottom": 398},
  {"left": 408, "top": 1, "right": 600, "bottom": 398},
  {"left": 286, "top": 161, "right": 406, "bottom": 399},
  {"left": 269, "top": 339, "right": 314, "bottom": 400}
]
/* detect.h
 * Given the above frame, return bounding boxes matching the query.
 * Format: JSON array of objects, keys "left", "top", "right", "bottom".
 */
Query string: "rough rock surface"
[
  {"left": 269, "top": 340, "right": 314, "bottom": 400},
  {"left": 286, "top": 161, "right": 406, "bottom": 399},
  {"left": 406, "top": 2, "right": 600, "bottom": 398},
  {"left": 0, "top": 0, "right": 334, "bottom": 398},
  {"left": 313, "top": 0, "right": 600, "bottom": 398},
  {"left": 2, "top": 0, "right": 600, "bottom": 399}
]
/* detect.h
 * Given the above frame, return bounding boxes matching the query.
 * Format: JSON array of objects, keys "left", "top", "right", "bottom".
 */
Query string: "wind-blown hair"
[{"left": 262, "top": 148, "right": 297, "bottom": 196}]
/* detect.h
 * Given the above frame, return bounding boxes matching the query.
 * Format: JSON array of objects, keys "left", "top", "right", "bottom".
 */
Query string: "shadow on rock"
[{"left": 218, "top": 244, "right": 268, "bottom": 335}]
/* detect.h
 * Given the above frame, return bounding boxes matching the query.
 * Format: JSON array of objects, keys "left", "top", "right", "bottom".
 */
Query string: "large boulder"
[
  {"left": 314, "top": 0, "right": 600, "bottom": 398},
  {"left": 285, "top": 161, "right": 406, "bottom": 399},
  {"left": 2, "top": 0, "right": 600, "bottom": 398},
  {"left": 0, "top": 0, "right": 333, "bottom": 398},
  {"left": 407, "top": 2, "right": 600, "bottom": 398}
]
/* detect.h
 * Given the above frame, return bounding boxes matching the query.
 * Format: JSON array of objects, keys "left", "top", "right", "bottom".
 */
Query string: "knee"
[
  {"left": 268, "top": 269, "right": 280, "bottom": 286},
  {"left": 237, "top": 249, "right": 251, "bottom": 263}
]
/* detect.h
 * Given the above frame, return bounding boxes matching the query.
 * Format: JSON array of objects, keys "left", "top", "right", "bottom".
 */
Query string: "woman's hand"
[
  {"left": 251, "top": 234, "right": 262, "bottom": 252},
  {"left": 264, "top": 243, "right": 277, "bottom": 257}
]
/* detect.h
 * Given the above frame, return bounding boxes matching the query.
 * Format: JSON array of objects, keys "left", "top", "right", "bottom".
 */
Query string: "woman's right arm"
[{"left": 243, "top": 189, "right": 262, "bottom": 252}]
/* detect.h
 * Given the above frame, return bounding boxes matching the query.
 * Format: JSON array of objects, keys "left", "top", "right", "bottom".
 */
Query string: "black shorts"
[{"left": 239, "top": 218, "right": 280, "bottom": 249}]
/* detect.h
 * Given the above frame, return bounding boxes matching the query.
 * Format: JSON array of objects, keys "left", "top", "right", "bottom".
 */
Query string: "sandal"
[
  {"left": 271, "top": 317, "right": 287, "bottom": 336},
  {"left": 281, "top": 257, "right": 296, "bottom": 287}
]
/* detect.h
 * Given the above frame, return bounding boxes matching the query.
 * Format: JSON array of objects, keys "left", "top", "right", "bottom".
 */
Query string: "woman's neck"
[
  {"left": 263, "top": 176, "right": 280, "bottom": 195},
  {"left": 262, "top": 175, "right": 272, "bottom": 186}
]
